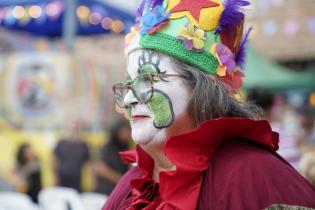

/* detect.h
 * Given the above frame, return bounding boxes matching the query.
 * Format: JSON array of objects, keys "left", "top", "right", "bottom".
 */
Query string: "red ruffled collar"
[{"left": 120, "top": 118, "right": 279, "bottom": 210}]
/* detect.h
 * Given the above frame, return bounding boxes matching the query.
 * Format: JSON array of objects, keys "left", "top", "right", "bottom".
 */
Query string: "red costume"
[{"left": 102, "top": 118, "right": 315, "bottom": 210}]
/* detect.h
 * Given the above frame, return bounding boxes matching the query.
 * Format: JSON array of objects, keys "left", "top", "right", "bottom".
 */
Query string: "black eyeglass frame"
[{"left": 112, "top": 73, "right": 183, "bottom": 108}]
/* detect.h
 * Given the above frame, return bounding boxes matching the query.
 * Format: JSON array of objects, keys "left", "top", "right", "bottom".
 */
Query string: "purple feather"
[
  {"left": 136, "top": 0, "right": 146, "bottom": 22},
  {"left": 236, "top": 27, "right": 253, "bottom": 68},
  {"left": 216, "top": 0, "right": 250, "bottom": 34},
  {"left": 136, "top": 0, "right": 164, "bottom": 22},
  {"left": 149, "top": 0, "right": 164, "bottom": 9}
]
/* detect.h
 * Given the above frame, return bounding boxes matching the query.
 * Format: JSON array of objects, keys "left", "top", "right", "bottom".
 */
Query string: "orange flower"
[{"left": 125, "top": 25, "right": 140, "bottom": 46}]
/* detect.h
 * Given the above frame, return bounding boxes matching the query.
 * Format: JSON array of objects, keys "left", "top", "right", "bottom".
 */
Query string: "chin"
[
  {"left": 132, "top": 132, "right": 152, "bottom": 145},
  {"left": 131, "top": 126, "right": 166, "bottom": 146}
]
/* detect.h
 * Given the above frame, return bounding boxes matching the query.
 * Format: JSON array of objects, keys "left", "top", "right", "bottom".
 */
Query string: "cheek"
[{"left": 147, "top": 90, "right": 174, "bottom": 129}]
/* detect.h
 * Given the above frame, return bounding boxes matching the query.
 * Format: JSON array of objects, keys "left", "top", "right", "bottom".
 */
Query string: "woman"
[
  {"left": 103, "top": 0, "right": 315, "bottom": 209},
  {"left": 15, "top": 143, "right": 42, "bottom": 203},
  {"left": 53, "top": 122, "right": 90, "bottom": 192},
  {"left": 95, "top": 118, "right": 131, "bottom": 195}
]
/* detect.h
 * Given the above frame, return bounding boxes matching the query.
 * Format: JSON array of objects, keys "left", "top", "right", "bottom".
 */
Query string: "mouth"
[{"left": 132, "top": 114, "right": 150, "bottom": 122}]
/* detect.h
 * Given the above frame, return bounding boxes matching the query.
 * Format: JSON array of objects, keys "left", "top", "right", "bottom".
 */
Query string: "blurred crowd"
[{"left": 0, "top": 117, "right": 133, "bottom": 204}]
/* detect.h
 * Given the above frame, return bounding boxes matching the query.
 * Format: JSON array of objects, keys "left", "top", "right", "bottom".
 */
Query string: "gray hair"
[{"left": 170, "top": 57, "right": 263, "bottom": 125}]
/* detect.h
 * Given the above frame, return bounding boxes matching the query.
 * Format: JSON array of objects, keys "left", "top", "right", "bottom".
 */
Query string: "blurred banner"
[
  {"left": 0, "top": 31, "right": 125, "bottom": 131},
  {"left": 0, "top": 30, "right": 126, "bottom": 187}
]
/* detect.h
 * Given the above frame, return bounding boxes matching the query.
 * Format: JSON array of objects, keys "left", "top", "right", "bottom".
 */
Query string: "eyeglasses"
[{"left": 112, "top": 73, "right": 182, "bottom": 108}]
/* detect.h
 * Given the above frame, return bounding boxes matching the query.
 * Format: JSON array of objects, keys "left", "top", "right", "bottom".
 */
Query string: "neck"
[
  {"left": 141, "top": 143, "right": 175, "bottom": 182},
  {"left": 141, "top": 113, "right": 195, "bottom": 182}
]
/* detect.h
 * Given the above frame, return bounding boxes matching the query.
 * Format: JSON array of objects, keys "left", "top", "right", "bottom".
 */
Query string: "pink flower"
[
  {"left": 221, "top": 70, "right": 244, "bottom": 92},
  {"left": 212, "top": 43, "right": 237, "bottom": 77}
]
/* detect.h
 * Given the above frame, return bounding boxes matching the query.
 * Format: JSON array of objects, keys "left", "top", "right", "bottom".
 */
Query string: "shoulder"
[
  {"left": 212, "top": 139, "right": 291, "bottom": 172},
  {"left": 100, "top": 143, "right": 122, "bottom": 162},
  {"left": 198, "top": 140, "right": 315, "bottom": 210},
  {"left": 101, "top": 142, "right": 118, "bottom": 153},
  {"left": 55, "top": 140, "right": 65, "bottom": 147},
  {"left": 54, "top": 140, "right": 66, "bottom": 153},
  {"left": 102, "top": 167, "right": 142, "bottom": 210}
]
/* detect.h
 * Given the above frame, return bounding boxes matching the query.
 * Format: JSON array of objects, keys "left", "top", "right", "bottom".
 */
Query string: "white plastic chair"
[
  {"left": 38, "top": 187, "right": 84, "bottom": 210},
  {"left": 81, "top": 192, "right": 107, "bottom": 210},
  {"left": 0, "top": 192, "right": 40, "bottom": 210}
]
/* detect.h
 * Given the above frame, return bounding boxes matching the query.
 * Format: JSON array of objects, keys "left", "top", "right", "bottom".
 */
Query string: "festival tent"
[
  {"left": 244, "top": 47, "right": 315, "bottom": 91},
  {"left": 0, "top": 0, "right": 135, "bottom": 37}
]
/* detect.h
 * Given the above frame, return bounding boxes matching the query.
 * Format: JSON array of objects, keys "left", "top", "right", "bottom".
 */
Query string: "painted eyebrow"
[
  {"left": 137, "top": 50, "right": 166, "bottom": 75},
  {"left": 138, "top": 66, "right": 159, "bottom": 75}
]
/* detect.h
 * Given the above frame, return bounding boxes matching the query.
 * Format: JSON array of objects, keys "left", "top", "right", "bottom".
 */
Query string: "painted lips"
[{"left": 132, "top": 115, "right": 150, "bottom": 122}]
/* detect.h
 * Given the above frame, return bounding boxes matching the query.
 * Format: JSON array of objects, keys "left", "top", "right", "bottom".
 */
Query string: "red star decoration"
[{"left": 170, "top": 0, "right": 220, "bottom": 21}]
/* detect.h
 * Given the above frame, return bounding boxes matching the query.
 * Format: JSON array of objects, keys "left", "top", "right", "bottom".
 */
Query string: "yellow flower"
[{"left": 177, "top": 24, "right": 206, "bottom": 51}]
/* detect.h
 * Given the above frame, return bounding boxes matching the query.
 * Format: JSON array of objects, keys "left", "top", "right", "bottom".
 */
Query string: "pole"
[{"left": 62, "top": 0, "right": 77, "bottom": 51}]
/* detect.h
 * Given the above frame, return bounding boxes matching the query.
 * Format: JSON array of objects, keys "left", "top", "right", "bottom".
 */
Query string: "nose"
[{"left": 124, "top": 89, "right": 138, "bottom": 107}]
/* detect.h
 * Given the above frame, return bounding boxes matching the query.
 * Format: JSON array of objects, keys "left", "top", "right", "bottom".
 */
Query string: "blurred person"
[
  {"left": 296, "top": 106, "right": 315, "bottom": 149},
  {"left": 247, "top": 87, "right": 274, "bottom": 120},
  {"left": 14, "top": 143, "right": 42, "bottom": 203},
  {"left": 94, "top": 118, "right": 131, "bottom": 195},
  {"left": 247, "top": 87, "right": 302, "bottom": 168},
  {"left": 103, "top": 0, "right": 315, "bottom": 209},
  {"left": 299, "top": 148, "right": 315, "bottom": 187},
  {"left": 54, "top": 122, "right": 90, "bottom": 192}
]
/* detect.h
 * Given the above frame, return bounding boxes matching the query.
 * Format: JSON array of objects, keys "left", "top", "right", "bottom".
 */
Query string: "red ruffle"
[
  {"left": 120, "top": 118, "right": 279, "bottom": 210},
  {"left": 125, "top": 146, "right": 162, "bottom": 210},
  {"left": 120, "top": 150, "right": 137, "bottom": 165}
]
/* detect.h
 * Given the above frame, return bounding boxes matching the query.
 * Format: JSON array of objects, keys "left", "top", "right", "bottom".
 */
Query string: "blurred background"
[{"left": 0, "top": 0, "right": 314, "bottom": 210}]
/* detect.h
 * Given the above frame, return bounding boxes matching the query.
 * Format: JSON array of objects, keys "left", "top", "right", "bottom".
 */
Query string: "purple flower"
[{"left": 213, "top": 43, "right": 236, "bottom": 76}]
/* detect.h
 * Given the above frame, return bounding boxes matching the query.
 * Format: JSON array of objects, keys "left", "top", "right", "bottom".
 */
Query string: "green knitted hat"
[{"left": 125, "top": 0, "right": 251, "bottom": 91}]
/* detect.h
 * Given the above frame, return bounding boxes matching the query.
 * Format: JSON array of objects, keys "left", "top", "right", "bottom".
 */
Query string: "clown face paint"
[{"left": 124, "top": 50, "right": 191, "bottom": 146}]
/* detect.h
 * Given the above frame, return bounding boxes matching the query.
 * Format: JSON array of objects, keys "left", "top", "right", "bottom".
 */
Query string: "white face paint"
[{"left": 124, "top": 50, "right": 191, "bottom": 146}]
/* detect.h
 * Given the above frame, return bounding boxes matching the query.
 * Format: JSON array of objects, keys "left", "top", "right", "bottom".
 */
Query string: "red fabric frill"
[{"left": 120, "top": 118, "right": 279, "bottom": 210}]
